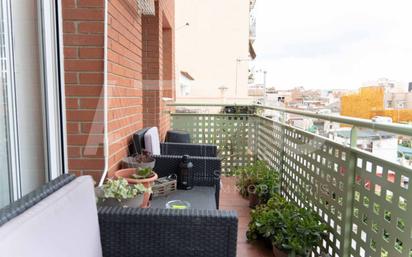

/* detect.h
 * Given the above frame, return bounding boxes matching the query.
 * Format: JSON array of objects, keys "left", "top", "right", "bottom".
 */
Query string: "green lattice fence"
[
  {"left": 350, "top": 151, "right": 411, "bottom": 257},
  {"left": 255, "top": 116, "right": 284, "bottom": 173},
  {"left": 280, "top": 124, "right": 353, "bottom": 257},
  {"left": 171, "top": 113, "right": 256, "bottom": 174},
  {"left": 170, "top": 111, "right": 412, "bottom": 257}
]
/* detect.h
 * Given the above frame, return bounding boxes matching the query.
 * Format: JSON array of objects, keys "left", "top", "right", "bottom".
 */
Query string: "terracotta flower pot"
[
  {"left": 272, "top": 246, "right": 288, "bottom": 257},
  {"left": 249, "top": 192, "right": 259, "bottom": 208},
  {"left": 115, "top": 168, "right": 158, "bottom": 208},
  {"left": 272, "top": 246, "right": 302, "bottom": 257}
]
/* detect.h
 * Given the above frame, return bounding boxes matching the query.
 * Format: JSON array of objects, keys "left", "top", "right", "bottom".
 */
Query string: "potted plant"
[
  {"left": 115, "top": 167, "right": 158, "bottom": 208},
  {"left": 247, "top": 195, "right": 327, "bottom": 257},
  {"left": 235, "top": 161, "right": 279, "bottom": 208},
  {"left": 255, "top": 170, "right": 280, "bottom": 205},
  {"left": 122, "top": 150, "right": 156, "bottom": 170},
  {"left": 95, "top": 178, "right": 147, "bottom": 208},
  {"left": 235, "top": 161, "right": 264, "bottom": 198}
]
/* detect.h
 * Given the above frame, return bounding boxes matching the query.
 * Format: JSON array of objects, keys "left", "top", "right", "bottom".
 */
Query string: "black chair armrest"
[
  {"left": 98, "top": 207, "right": 238, "bottom": 257},
  {"left": 153, "top": 155, "right": 221, "bottom": 187},
  {"left": 160, "top": 142, "right": 217, "bottom": 157}
]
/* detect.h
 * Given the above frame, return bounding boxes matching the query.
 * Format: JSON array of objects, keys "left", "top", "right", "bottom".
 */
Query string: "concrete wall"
[{"left": 175, "top": 0, "right": 250, "bottom": 102}]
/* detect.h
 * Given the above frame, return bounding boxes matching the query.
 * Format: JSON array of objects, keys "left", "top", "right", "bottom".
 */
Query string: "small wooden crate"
[{"left": 152, "top": 176, "right": 177, "bottom": 197}]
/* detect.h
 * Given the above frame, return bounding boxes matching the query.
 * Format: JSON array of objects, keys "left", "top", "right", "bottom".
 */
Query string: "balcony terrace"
[{"left": 170, "top": 103, "right": 412, "bottom": 257}]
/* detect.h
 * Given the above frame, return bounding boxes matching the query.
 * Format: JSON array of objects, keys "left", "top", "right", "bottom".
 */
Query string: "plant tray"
[{"left": 152, "top": 176, "right": 177, "bottom": 197}]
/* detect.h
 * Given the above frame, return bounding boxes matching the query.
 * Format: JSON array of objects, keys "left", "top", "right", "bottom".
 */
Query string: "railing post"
[
  {"left": 278, "top": 120, "right": 286, "bottom": 196},
  {"left": 342, "top": 126, "right": 358, "bottom": 257},
  {"left": 253, "top": 115, "right": 259, "bottom": 161},
  {"left": 350, "top": 126, "right": 358, "bottom": 148}
]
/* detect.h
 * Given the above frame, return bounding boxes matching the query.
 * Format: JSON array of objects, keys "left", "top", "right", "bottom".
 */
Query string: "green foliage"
[
  {"left": 247, "top": 195, "right": 328, "bottom": 256},
  {"left": 401, "top": 140, "right": 412, "bottom": 148},
  {"left": 255, "top": 170, "right": 280, "bottom": 204},
  {"left": 235, "top": 161, "right": 279, "bottom": 202},
  {"left": 101, "top": 178, "right": 146, "bottom": 202},
  {"left": 132, "top": 167, "right": 154, "bottom": 179}
]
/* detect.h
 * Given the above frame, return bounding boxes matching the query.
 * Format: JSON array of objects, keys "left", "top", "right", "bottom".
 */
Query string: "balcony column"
[{"left": 142, "top": 1, "right": 174, "bottom": 140}]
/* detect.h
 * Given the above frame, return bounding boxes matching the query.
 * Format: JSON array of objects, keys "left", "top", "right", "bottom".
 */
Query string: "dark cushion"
[
  {"left": 130, "top": 127, "right": 150, "bottom": 155},
  {"left": 165, "top": 130, "right": 191, "bottom": 143}
]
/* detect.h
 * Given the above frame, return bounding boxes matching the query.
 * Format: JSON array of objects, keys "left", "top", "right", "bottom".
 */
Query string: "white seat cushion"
[
  {"left": 144, "top": 127, "right": 161, "bottom": 155},
  {"left": 0, "top": 176, "right": 102, "bottom": 257}
]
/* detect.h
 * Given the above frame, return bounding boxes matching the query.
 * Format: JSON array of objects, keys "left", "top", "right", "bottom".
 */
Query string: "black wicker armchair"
[
  {"left": 0, "top": 175, "right": 238, "bottom": 257},
  {"left": 131, "top": 127, "right": 218, "bottom": 157},
  {"left": 127, "top": 128, "right": 222, "bottom": 209}
]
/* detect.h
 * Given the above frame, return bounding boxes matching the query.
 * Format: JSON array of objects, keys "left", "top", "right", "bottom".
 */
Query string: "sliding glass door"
[
  {"left": 0, "top": 0, "right": 64, "bottom": 208},
  {"left": 0, "top": 0, "right": 16, "bottom": 208}
]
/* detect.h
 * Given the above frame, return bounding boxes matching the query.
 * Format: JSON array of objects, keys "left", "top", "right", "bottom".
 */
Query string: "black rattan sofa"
[{"left": 0, "top": 174, "right": 238, "bottom": 257}]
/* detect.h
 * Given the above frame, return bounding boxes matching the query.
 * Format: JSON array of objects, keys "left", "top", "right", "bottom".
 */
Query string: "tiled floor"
[{"left": 220, "top": 177, "right": 272, "bottom": 257}]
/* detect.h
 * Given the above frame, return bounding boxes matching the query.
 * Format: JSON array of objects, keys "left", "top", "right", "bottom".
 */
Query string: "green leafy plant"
[
  {"left": 132, "top": 167, "right": 154, "bottom": 179},
  {"left": 255, "top": 170, "right": 280, "bottom": 204},
  {"left": 235, "top": 161, "right": 279, "bottom": 202},
  {"left": 247, "top": 195, "right": 327, "bottom": 257},
  {"left": 101, "top": 178, "right": 147, "bottom": 202}
]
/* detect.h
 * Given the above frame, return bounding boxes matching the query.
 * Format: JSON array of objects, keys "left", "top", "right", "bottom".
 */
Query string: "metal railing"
[{"left": 169, "top": 103, "right": 412, "bottom": 257}]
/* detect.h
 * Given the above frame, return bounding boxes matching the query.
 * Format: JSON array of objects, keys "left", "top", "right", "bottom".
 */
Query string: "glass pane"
[
  {"left": 0, "top": 1, "right": 11, "bottom": 208},
  {"left": 11, "top": 0, "right": 46, "bottom": 195}
]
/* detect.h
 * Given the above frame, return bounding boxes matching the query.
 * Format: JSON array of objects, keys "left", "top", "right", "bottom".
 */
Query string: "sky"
[{"left": 253, "top": 0, "right": 412, "bottom": 90}]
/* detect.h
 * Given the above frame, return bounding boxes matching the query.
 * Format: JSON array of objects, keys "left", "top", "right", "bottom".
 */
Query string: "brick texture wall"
[
  {"left": 107, "top": 0, "right": 143, "bottom": 174},
  {"left": 63, "top": 0, "right": 105, "bottom": 182},
  {"left": 63, "top": 0, "right": 175, "bottom": 180},
  {"left": 141, "top": 0, "right": 175, "bottom": 140}
]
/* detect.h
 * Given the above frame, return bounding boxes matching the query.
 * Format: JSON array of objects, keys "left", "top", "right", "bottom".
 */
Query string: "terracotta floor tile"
[
  {"left": 220, "top": 177, "right": 272, "bottom": 257},
  {"left": 237, "top": 242, "right": 273, "bottom": 257}
]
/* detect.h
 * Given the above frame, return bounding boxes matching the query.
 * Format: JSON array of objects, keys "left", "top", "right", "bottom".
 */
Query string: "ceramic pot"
[
  {"left": 98, "top": 194, "right": 144, "bottom": 208},
  {"left": 95, "top": 187, "right": 145, "bottom": 208},
  {"left": 122, "top": 156, "right": 156, "bottom": 170},
  {"left": 115, "top": 168, "right": 158, "bottom": 208}
]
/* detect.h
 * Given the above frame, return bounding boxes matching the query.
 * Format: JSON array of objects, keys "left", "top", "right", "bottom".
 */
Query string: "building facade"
[
  {"left": 0, "top": 0, "right": 175, "bottom": 208},
  {"left": 341, "top": 86, "right": 412, "bottom": 124},
  {"left": 175, "top": 0, "right": 255, "bottom": 103}
]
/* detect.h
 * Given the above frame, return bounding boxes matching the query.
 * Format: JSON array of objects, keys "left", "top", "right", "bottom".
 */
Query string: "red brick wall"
[
  {"left": 63, "top": 0, "right": 175, "bottom": 180},
  {"left": 107, "top": 0, "right": 143, "bottom": 173},
  {"left": 142, "top": 0, "right": 175, "bottom": 140},
  {"left": 63, "top": 0, "right": 105, "bottom": 182}
]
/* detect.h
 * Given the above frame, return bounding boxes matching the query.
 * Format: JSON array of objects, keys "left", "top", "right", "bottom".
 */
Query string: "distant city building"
[
  {"left": 179, "top": 71, "right": 195, "bottom": 97},
  {"left": 329, "top": 128, "right": 398, "bottom": 163},
  {"left": 341, "top": 85, "right": 412, "bottom": 124}
]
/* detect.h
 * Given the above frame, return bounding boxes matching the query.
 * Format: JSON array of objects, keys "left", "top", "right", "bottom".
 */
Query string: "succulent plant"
[{"left": 131, "top": 167, "right": 154, "bottom": 179}]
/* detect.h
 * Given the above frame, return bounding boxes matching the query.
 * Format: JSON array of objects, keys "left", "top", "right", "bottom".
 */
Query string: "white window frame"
[
  {"left": 2, "top": 0, "right": 66, "bottom": 202},
  {"left": 38, "top": 0, "right": 67, "bottom": 180}
]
